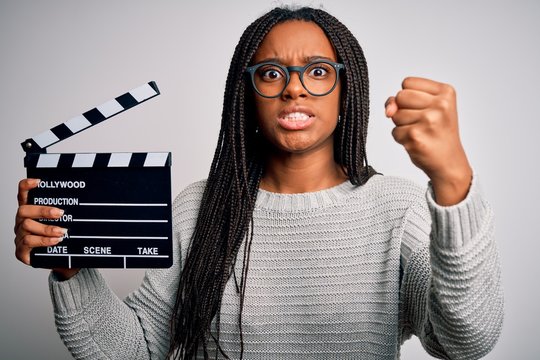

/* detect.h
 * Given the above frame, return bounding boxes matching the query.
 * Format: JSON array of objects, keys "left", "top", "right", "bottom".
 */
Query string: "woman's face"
[{"left": 252, "top": 20, "right": 341, "bottom": 155}]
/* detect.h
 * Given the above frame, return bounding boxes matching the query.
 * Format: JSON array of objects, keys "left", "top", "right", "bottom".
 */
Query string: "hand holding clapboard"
[{"left": 14, "top": 82, "right": 173, "bottom": 275}]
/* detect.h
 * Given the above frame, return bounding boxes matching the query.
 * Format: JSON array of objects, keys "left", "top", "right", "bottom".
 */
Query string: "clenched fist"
[{"left": 385, "top": 77, "right": 473, "bottom": 206}]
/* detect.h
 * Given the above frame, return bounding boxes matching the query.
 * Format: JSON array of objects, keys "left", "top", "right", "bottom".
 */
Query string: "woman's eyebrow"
[
  {"left": 254, "top": 55, "right": 335, "bottom": 64},
  {"left": 304, "top": 55, "right": 334, "bottom": 62},
  {"left": 256, "top": 57, "right": 281, "bottom": 64}
]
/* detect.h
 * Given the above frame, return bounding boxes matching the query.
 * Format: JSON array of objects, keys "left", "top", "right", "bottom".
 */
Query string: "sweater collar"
[{"left": 255, "top": 179, "right": 360, "bottom": 212}]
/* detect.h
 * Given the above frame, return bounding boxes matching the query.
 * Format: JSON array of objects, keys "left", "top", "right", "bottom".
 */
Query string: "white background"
[{"left": 1, "top": 0, "right": 538, "bottom": 358}]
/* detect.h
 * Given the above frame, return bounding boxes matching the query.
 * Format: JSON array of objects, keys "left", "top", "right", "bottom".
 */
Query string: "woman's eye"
[
  {"left": 259, "top": 68, "right": 284, "bottom": 81},
  {"left": 308, "top": 66, "right": 329, "bottom": 78}
]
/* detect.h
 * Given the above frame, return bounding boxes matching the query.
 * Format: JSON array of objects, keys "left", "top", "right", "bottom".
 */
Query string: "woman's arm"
[
  {"left": 48, "top": 240, "right": 181, "bottom": 360},
  {"left": 13, "top": 177, "right": 183, "bottom": 359},
  {"left": 399, "top": 172, "right": 504, "bottom": 359},
  {"left": 45, "top": 182, "right": 202, "bottom": 359}
]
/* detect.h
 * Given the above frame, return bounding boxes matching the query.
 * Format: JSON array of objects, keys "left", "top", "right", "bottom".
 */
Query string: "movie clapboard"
[{"left": 21, "top": 82, "right": 173, "bottom": 269}]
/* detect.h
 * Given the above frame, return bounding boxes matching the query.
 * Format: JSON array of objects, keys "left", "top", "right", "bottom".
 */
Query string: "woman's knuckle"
[
  {"left": 403, "top": 141, "right": 414, "bottom": 153},
  {"left": 39, "top": 236, "right": 49, "bottom": 247},
  {"left": 45, "top": 225, "right": 57, "bottom": 236},
  {"left": 21, "top": 218, "right": 32, "bottom": 231},
  {"left": 408, "top": 127, "right": 422, "bottom": 142},
  {"left": 15, "top": 249, "right": 23, "bottom": 262},
  {"left": 432, "top": 98, "right": 447, "bottom": 112},
  {"left": 395, "top": 91, "right": 404, "bottom": 103},
  {"left": 444, "top": 83, "right": 456, "bottom": 96},
  {"left": 16, "top": 250, "right": 30, "bottom": 265},
  {"left": 420, "top": 111, "right": 434, "bottom": 125},
  {"left": 16, "top": 206, "right": 26, "bottom": 219},
  {"left": 402, "top": 77, "right": 413, "bottom": 88},
  {"left": 18, "top": 179, "right": 27, "bottom": 190},
  {"left": 391, "top": 127, "right": 399, "bottom": 140},
  {"left": 21, "top": 235, "right": 31, "bottom": 247},
  {"left": 42, "top": 207, "right": 52, "bottom": 218}
]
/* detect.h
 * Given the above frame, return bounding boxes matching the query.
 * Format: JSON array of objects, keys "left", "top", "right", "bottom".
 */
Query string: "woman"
[{"left": 14, "top": 6, "right": 503, "bottom": 360}]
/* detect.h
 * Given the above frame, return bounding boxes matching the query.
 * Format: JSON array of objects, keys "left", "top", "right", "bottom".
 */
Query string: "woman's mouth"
[{"left": 277, "top": 111, "right": 315, "bottom": 130}]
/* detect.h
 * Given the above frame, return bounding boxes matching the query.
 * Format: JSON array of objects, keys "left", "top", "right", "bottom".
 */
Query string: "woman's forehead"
[{"left": 253, "top": 20, "right": 337, "bottom": 64}]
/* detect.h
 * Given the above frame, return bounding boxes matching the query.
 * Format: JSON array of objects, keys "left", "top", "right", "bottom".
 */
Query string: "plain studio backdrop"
[{"left": 1, "top": 0, "right": 538, "bottom": 359}]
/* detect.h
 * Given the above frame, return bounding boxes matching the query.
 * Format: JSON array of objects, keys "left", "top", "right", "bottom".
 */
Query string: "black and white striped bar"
[
  {"left": 24, "top": 152, "right": 171, "bottom": 168},
  {"left": 21, "top": 82, "right": 160, "bottom": 153},
  {"left": 25, "top": 151, "right": 173, "bottom": 269}
]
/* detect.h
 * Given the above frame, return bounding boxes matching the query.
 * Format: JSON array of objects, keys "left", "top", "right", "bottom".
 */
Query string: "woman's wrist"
[{"left": 51, "top": 268, "right": 81, "bottom": 281}]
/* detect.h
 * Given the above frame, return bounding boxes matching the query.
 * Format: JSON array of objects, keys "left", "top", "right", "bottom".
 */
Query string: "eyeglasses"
[{"left": 245, "top": 60, "right": 345, "bottom": 98}]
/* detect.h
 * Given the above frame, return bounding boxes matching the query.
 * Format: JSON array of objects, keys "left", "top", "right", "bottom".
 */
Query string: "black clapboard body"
[{"left": 22, "top": 82, "right": 173, "bottom": 268}]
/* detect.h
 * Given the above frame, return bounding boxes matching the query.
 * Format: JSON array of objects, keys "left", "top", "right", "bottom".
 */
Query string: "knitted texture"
[{"left": 49, "top": 172, "right": 503, "bottom": 359}]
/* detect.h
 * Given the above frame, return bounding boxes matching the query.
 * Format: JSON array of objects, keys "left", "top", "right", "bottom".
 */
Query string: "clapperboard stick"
[
  {"left": 21, "top": 81, "right": 160, "bottom": 153},
  {"left": 22, "top": 81, "right": 173, "bottom": 269}
]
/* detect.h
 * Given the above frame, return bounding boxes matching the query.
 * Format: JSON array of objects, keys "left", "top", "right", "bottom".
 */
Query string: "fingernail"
[
  {"left": 54, "top": 227, "right": 68, "bottom": 236},
  {"left": 51, "top": 208, "right": 64, "bottom": 217},
  {"left": 54, "top": 237, "right": 63, "bottom": 243}
]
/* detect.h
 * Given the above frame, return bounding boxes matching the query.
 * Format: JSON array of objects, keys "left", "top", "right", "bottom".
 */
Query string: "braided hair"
[{"left": 168, "top": 6, "right": 378, "bottom": 359}]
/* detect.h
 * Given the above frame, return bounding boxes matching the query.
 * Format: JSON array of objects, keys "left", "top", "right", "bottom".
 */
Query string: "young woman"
[{"left": 14, "top": 6, "right": 503, "bottom": 360}]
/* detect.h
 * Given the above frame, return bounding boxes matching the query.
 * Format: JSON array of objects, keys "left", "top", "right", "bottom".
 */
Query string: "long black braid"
[{"left": 168, "top": 6, "right": 379, "bottom": 359}]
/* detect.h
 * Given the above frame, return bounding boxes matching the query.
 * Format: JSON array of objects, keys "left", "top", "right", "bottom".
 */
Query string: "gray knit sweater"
[{"left": 48, "top": 172, "right": 503, "bottom": 359}]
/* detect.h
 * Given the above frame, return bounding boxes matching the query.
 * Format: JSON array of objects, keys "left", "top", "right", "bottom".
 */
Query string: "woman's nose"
[{"left": 281, "top": 71, "right": 307, "bottom": 100}]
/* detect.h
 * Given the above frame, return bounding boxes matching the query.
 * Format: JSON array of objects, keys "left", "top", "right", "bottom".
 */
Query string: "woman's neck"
[{"left": 260, "top": 144, "right": 348, "bottom": 194}]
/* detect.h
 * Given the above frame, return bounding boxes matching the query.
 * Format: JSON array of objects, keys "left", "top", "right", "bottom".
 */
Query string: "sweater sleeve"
[
  {"left": 48, "top": 200, "right": 187, "bottom": 360},
  {"left": 48, "top": 240, "right": 181, "bottom": 359},
  {"left": 399, "top": 172, "right": 504, "bottom": 359}
]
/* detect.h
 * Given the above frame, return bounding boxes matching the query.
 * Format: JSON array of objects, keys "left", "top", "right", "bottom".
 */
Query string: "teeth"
[{"left": 283, "top": 112, "right": 310, "bottom": 121}]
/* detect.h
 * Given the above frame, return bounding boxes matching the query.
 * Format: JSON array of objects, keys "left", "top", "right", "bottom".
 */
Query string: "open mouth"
[
  {"left": 277, "top": 110, "right": 315, "bottom": 130},
  {"left": 281, "top": 112, "right": 312, "bottom": 121}
]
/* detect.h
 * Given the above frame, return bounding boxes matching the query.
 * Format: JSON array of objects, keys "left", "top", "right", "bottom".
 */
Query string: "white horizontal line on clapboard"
[
  {"left": 79, "top": 202, "right": 168, "bottom": 206},
  {"left": 34, "top": 254, "right": 171, "bottom": 269},
  {"left": 72, "top": 219, "right": 168, "bottom": 223},
  {"left": 34, "top": 254, "right": 169, "bottom": 258},
  {"left": 68, "top": 235, "right": 168, "bottom": 239}
]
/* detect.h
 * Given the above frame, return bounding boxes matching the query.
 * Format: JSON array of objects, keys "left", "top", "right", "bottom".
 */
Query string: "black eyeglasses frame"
[{"left": 245, "top": 60, "right": 345, "bottom": 98}]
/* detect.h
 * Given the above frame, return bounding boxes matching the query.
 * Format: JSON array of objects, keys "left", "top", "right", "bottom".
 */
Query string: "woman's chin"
[{"left": 272, "top": 135, "right": 327, "bottom": 155}]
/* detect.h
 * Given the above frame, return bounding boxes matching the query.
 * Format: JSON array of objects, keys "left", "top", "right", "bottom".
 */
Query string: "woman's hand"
[
  {"left": 385, "top": 77, "right": 473, "bottom": 206},
  {"left": 14, "top": 178, "right": 80, "bottom": 279}
]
